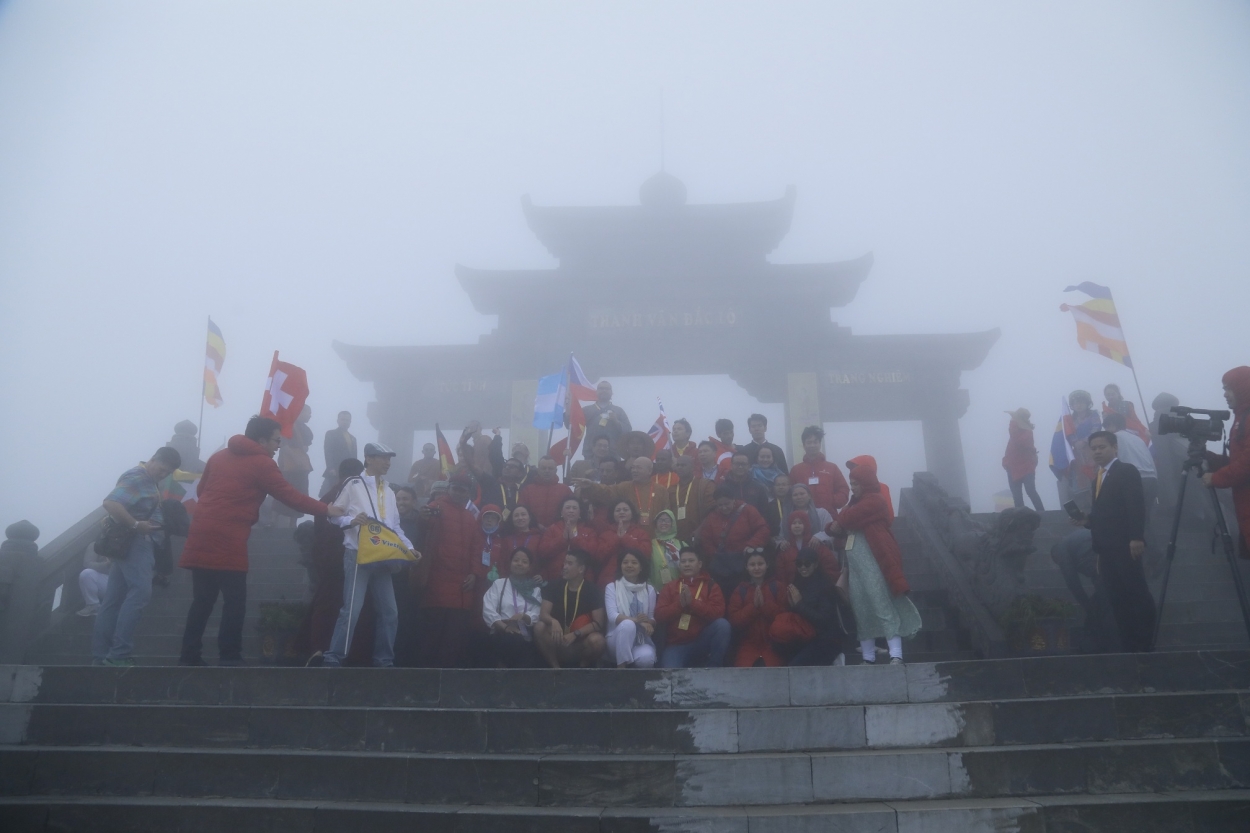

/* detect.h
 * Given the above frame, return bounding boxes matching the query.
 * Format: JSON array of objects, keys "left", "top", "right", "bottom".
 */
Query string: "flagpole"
[
  {"left": 1108, "top": 289, "right": 1151, "bottom": 427},
  {"left": 197, "top": 316, "right": 209, "bottom": 448}
]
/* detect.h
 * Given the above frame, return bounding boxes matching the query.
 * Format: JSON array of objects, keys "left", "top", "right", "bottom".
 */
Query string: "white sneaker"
[
  {"left": 889, "top": 657, "right": 904, "bottom": 665},
  {"left": 76, "top": 604, "right": 100, "bottom": 617},
  {"left": 833, "top": 653, "right": 846, "bottom": 666}
]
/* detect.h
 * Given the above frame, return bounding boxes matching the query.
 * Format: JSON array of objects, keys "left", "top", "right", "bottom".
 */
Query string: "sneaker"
[
  {"left": 832, "top": 653, "right": 846, "bottom": 667},
  {"left": 304, "top": 652, "right": 325, "bottom": 668},
  {"left": 889, "top": 657, "right": 904, "bottom": 666},
  {"left": 76, "top": 604, "right": 101, "bottom": 617},
  {"left": 179, "top": 657, "right": 207, "bottom": 667},
  {"left": 102, "top": 658, "right": 135, "bottom": 667}
]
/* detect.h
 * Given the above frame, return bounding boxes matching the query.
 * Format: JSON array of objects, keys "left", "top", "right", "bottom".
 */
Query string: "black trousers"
[
  {"left": 1097, "top": 548, "right": 1156, "bottom": 653},
  {"left": 488, "top": 631, "right": 540, "bottom": 668},
  {"left": 414, "top": 607, "right": 473, "bottom": 668},
  {"left": 181, "top": 568, "right": 248, "bottom": 661},
  {"left": 1008, "top": 472, "right": 1045, "bottom": 512}
]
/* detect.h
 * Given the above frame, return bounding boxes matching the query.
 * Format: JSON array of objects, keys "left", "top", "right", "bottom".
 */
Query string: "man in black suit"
[{"left": 1073, "top": 430, "right": 1155, "bottom": 652}]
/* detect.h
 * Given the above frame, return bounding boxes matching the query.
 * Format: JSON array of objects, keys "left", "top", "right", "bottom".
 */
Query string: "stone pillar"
[
  {"left": 510, "top": 380, "right": 545, "bottom": 460},
  {"left": 921, "top": 394, "right": 971, "bottom": 504},
  {"left": 785, "top": 372, "right": 821, "bottom": 466},
  {"left": 367, "top": 401, "right": 416, "bottom": 485}
]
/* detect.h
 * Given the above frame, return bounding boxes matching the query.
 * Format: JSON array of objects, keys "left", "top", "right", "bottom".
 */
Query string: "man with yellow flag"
[{"left": 322, "top": 442, "right": 420, "bottom": 668}]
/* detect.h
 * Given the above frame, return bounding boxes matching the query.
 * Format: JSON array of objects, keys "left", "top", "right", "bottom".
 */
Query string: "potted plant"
[
  {"left": 1002, "top": 594, "right": 1076, "bottom": 655},
  {"left": 256, "top": 600, "right": 308, "bottom": 665}
]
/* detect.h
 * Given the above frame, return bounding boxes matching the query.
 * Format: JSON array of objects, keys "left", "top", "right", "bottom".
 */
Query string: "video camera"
[{"left": 1157, "top": 406, "right": 1230, "bottom": 444}]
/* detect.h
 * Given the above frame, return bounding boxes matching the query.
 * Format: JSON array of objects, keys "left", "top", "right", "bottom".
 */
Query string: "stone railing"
[
  {"left": 899, "top": 473, "right": 1017, "bottom": 658},
  {"left": 0, "top": 509, "right": 105, "bottom": 664}
]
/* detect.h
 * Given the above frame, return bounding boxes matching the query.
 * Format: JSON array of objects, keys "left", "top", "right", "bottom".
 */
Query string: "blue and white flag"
[{"left": 533, "top": 372, "right": 566, "bottom": 429}]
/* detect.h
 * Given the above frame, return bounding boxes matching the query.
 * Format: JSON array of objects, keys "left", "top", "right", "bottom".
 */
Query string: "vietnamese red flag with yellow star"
[{"left": 259, "top": 351, "right": 309, "bottom": 438}]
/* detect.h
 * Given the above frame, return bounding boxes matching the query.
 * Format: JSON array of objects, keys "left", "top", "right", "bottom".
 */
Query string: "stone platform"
[{"left": 2, "top": 651, "right": 1249, "bottom": 831}]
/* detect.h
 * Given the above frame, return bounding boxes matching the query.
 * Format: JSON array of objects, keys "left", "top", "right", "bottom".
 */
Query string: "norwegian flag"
[
  {"left": 259, "top": 351, "right": 310, "bottom": 438},
  {"left": 647, "top": 399, "right": 672, "bottom": 459}
]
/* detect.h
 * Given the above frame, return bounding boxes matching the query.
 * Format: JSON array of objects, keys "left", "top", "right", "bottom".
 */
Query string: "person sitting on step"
[
  {"left": 534, "top": 549, "right": 607, "bottom": 668},
  {"left": 656, "top": 548, "right": 730, "bottom": 668},
  {"left": 605, "top": 549, "right": 658, "bottom": 668},
  {"left": 481, "top": 548, "right": 543, "bottom": 668}
]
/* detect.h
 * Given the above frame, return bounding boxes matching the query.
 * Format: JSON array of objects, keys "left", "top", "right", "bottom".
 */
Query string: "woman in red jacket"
[
  {"left": 538, "top": 497, "right": 601, "bottom": 583},
  {"left": 727, "top": 551, "right": 788, "bottom": 667},
  {"left": 598, "top": 500, "right": 652, "bottom": 589},
  {"left": 1204, "top": 366, "right": 1250, "bottom": 560},
  {"left": 499, "top": 504, "right": 544, "bottom": 576},
  {"left": 828, "top": 456, "right": 920, "bottom": 665},
  {"left": 1003, "top": 408, "right": 1045, "bottom": 512},
  {"left": 774, "top": 511, "right": 839, "bottom": 585}
]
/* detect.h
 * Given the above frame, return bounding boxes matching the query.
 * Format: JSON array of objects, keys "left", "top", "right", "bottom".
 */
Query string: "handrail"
[
  {"left": 899, "top": 484, "right": 1008, "bottom": 658},
  {"left": 0, "top": 507, "right": 105, "bottom": 664}
]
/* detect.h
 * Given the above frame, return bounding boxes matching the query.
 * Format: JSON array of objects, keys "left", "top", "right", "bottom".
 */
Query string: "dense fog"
[{"left": 1, "top": 1, "right": 1247, "bottom": 542}]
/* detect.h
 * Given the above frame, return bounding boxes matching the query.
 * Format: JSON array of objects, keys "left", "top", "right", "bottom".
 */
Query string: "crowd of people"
[{"left": 86, "top": 368, "right": 1250, "bottom": 668}]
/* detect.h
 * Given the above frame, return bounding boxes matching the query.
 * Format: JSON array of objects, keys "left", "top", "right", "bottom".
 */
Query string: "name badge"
[
  {"left": 599, "top": 414, "right": 609, "bottom": 426},
  {"left": 676, "top": 506, "right": 686, "bottom": 520},
  {"left": 482, "top": 549, "right": 492, "bottom": 566},
  {"left": 844, "top": 534, "right": 855, "bottom": 550},
  {"left": 501, "top": 508, "right": 511, "bottom": 521},
  {"left": 677, "top": 614, "right": 692, "bottom": 631},
  {"left": 640, "top": 512, "right": 650, "bottom": 525},
  {"left": 808, "top": 477, "right": 820, "bottom": 486}
]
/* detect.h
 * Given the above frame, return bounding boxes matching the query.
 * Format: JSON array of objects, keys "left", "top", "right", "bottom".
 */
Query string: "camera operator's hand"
[
  {"left": 1130, "top": 540, "right": 1145, "bottom": 560},
  {"left": 1202, "top": 473, "right": 1214, "bottom": 488}
]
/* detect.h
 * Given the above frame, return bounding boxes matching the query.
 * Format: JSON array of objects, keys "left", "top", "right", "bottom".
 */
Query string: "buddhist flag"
[
  {"left": 203, "top": 318, "right": 226, "bottom": 407},
  {"left": 259, "top": 351, "right": 309, "bottom": 438},
  {"left": 1060, "top": 283, "right": 1133, "bottom": 368},
  {"left": 434, "top": 424, "right": 456, "bottom": 477}
]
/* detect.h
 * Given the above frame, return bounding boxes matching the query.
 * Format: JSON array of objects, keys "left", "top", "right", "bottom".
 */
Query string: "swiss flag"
[{"left": 259, "top": 351, "right": 310, "bottom": 438}]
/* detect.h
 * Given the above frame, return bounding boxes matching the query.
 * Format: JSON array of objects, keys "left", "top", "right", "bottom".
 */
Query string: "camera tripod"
[{"left": 1153, "top": 441, "right": 1250, "bottom": 647}]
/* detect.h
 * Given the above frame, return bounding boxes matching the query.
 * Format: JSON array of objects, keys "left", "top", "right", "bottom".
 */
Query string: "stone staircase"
[
  {"left": 1, "top": 651, "right": 1248, "bottom": 831},
  {"left": 1004, "top": 510, "right": 1250, "bottom": 653},
  {"left": 25, "top": 529, "right": 311, "bottom": 667},
  {"left": 891, "top": 517, "right": 977, "bottom": 663}
]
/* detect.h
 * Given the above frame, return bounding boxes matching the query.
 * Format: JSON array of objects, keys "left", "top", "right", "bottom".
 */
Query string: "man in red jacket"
[
  {"left": 413, "top": 469, "right": 481, "bottom": 667},
  {"left": 178, "top": 417, "right": 345, "bottom": 666},
  {"left": 788, "top": 425, "right": 850, "bottom": 517},
  {"left": 518, "top": 456, "right": 573, "bottom": 528},
  {"left": 1204, "top": 366, "right": 1250, "bottom": 561},
  {"left": 693, "top": 485, "right": 770, "bottom": 597},
  {"left": 656, "top": 548, "right": 729, "bottom": 667}
]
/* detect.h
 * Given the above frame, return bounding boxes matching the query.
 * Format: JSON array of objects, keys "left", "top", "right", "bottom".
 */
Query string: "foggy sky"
[{"left": 2, "top": 1, "right": 1248, "bottom": 543}]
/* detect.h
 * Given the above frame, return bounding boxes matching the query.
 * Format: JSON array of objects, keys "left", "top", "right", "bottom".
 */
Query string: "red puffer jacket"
[
  {"left": 692, "top": 501, "right": 770, "bottom": 559},
  {"left": 831, "top": 456, "right": 909, "bottom": 596},
  {"left": 1210, "top": 366, "right": 1250, "bottom": 560},
  {"left": 789, "top": 453, "right": 850, "bottom": 516},
  {"left": 537, "top": 521, "right": 602, "bottom": 582},
  {"left": 421, "top": 495, "right": 481, "bottom": 609},
  {"left": 180, "top": 435, "right": 327, "bottom": 572},
  {"left": 597, "top": 524, "right": 653, "bottom": 589},
  {"left": 1002, "top": 421, "right": 1038, "bottom": 482},
  {"left": 518, "top": 481, "right": 573, "bottom": 528}
]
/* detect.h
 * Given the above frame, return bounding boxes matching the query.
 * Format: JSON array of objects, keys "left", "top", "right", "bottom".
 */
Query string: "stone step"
[
  {"left": 7, "top": 651, "right": 1248, "bottom": 710},
  {"left": 2, "top": 737, "right": 1247, "bottom": 806},
  {"left": 0, "top": 791, "right": 1246, "bottom": 833},
  {"left": 7, "top": 689, "right": 1246, "bottom": 755}
]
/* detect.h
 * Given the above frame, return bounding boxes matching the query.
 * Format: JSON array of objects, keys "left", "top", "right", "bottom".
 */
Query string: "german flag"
[{"left": 203, "top": 318, "right": 226, "bottom": 407}]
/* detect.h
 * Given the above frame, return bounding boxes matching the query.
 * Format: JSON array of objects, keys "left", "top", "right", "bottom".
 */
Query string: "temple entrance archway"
[{"left": 337, "top": 172, "right": 997, "bottom": 501}]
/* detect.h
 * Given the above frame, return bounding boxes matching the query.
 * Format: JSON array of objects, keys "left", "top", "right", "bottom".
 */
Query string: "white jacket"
[
  {"left": 331, "top": 475, "right": 414, "bottom": 551},
  {"left": 481, "top": 577, "right": 544, "bottom": 640}
]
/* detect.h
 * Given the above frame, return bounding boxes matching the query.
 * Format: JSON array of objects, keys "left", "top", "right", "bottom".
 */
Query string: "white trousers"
[
  {"left": 861, "top": 636, "right": 903, "bottom": 662},
  {"left": 610, "top": 620, "right": 657, "bottom": 668},
  {"left": 79, "top": 568, "right": 110, "bottom": 606}
]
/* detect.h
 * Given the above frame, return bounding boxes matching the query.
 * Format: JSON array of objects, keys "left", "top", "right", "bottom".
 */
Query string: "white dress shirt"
[
  {"left": 331, "top": 474, "right": 414, "bottom": 551},
  {"left": 1114, "top": 431, "right": 1156, "bottom": 479}
]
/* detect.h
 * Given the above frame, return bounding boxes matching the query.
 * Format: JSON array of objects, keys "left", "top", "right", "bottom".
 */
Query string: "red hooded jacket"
[
  {"left": 420, "top": 494, "right": 481, "bottom": 609},
  {"left": 518, "top": 481, "right": 573, "bottom": 527},
  {"left": 1002, "top": 421, "right": 1039, "bottom": 482},
  {"left": 655, "top": 571, "right": 725, "bottom": 646},
  {"left": 776, "top": 510, "right": 839, "bottom": 584},
  {"left": 831, "top": 456, "right": 910, "bottom": 596},
  {"left": 180, "top": 435, "right": 328, "bottom": 572},
  {"left": 692, "top": 500, "right": 770, "bottom": 559},
  {"left": 789, "top": 453, "right": 850, "bottom": 516},
  {"left": 1210, "top": 366, "right": 1250, "bottom": 559}
]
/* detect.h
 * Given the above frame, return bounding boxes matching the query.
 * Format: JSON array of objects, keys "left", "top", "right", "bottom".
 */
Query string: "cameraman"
[{"left": 1202, "top": 367, "right": 1250, "bottom": 560}]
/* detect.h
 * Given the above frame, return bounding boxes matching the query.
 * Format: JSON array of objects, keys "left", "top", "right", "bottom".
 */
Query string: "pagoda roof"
[
  {"left": 454, "top": 252, "right": 874, "bottom": 315},
  {"left": 520, "top": 181, "right": 797, "bottom": 268}
]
